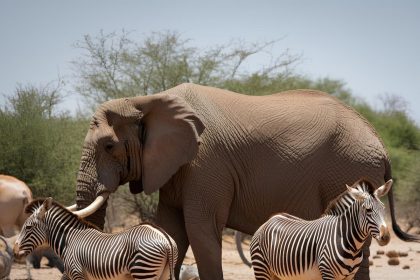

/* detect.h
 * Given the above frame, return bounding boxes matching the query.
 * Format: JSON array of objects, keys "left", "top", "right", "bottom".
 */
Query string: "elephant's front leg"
[
  {"left": 156, "top": 202, "right": 190, "bottom": 280},
  {"left": 185, "top": 216, "right": 224, "bottom": 280},
  {"left": 183, "top": 192, "right": 231, "bottom": 280}
]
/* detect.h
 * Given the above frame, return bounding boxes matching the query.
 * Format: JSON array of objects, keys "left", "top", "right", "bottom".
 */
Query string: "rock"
[
  {"left": 369, "top": 260, "right": 373, "bottom": 266},
  {"left": 372, "top": 255, "right": 381, "bottom": 259},
  {"left": 408, "top": 227, "right": 420, "bottom": 235},
  {"left": 387, "top": 257, "right": 400, "bottom": 266},
  {"left": 180, "top": 264, "right": 200, "bottom": 280},
  {"left": 386, "top": 250, "right": 399, "bottom": 258},
  {"left": 376, "top": 250, "right": 385, "bottom": 255},
  {"left": 0, "top": 236, "right": 13, "bottom": 279},
  {"left": 402, "top": 265, "right": 410, "bottom": 270},
  {"left": 398, "top": 251, "right": 408, "bottom": 257}
]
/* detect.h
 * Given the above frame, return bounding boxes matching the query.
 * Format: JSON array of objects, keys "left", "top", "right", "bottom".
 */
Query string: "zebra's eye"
[{"left": 26, "top": 225, "right": 33, "bottom": 230}]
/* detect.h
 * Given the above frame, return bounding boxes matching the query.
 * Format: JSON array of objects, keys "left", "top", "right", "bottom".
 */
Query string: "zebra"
[
  {"left": 250, "top": 179, "right": 393, "bottom": 280},
  {"left": 13, "top": 197, "right": 178, "bottom": 280}
]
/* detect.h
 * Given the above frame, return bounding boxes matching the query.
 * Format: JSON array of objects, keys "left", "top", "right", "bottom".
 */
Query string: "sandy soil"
[{"left": 8, "top": 231, "right": 420, "bottom": 280}]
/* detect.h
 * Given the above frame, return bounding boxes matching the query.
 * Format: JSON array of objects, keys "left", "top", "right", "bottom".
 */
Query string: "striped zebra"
[
  {"left": 13, "top": 197, "right": 178, "bottom": 280},
  {"left": 250, "top": 179, "right": 393, "bottom": 280}
]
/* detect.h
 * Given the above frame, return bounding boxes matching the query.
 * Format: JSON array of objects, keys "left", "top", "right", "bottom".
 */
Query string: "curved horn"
[
  {"left": 72, "top": 193, "right": 110, "bottom": 218},
  {"left": 66, "top": 204, "right": 78, "bottom": 211}
]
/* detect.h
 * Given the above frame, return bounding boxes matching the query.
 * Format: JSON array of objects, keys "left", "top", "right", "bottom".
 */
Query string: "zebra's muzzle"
[
  {"left": 376, "top": 225, "right": 390, "bottom": 246},
  {"left": 13, "top": 245, "right": 25, "bottom": 258},
  {"left": 12, "top": 242, "right": 29, "bottom": 258}
]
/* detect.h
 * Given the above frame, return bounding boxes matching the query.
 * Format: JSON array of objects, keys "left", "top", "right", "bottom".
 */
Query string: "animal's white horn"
[
  {"left": 72, "top": 193, "right": 109, "bottom": 218},
  {"left": 66, "top": 204, "right": 78, "bottom": 211}
]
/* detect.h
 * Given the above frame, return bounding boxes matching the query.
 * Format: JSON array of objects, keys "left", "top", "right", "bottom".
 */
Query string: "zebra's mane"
[
  {"left": 322, "top": 179, "right": 375, "bottom": 216},
  {"left": 25, "top": 198, "right": 100, "bottom": 230}
]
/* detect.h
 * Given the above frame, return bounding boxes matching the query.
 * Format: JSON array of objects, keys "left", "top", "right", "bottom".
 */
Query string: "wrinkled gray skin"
[{"left": 75, "top": 83, "right": 418, "bottom": 280}]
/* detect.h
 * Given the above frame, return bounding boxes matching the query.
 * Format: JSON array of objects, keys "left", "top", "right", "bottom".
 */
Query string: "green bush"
[{"left": 0, "top": 84, "right": 88, "bottom": 204}]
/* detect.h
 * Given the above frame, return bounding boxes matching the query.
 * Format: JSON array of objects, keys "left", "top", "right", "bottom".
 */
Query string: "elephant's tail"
[
  {"left": 385, "top": 159, "right": 420, "bottom": 242},
  {"left": 235, "top": 231, "right": 252, "bottom": 268}
]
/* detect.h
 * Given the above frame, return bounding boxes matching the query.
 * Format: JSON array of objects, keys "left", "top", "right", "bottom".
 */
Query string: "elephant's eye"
[{"left": 105, "top": 142, "right": 114, "bottom": 153}]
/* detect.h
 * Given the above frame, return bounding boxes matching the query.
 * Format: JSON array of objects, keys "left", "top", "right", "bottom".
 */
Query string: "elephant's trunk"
[{"left": 75, "top": 158, "right": 108, "bottom": 229}]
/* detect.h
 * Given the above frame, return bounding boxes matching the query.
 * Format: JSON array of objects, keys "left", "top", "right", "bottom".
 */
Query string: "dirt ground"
[{"left": 8, "top": 231, "right": 420, "bottom": 280}]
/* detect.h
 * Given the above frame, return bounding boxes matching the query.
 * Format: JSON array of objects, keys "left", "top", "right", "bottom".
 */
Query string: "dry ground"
[{"left": 8, "top": 231, "right": 420, "bottom": 280}]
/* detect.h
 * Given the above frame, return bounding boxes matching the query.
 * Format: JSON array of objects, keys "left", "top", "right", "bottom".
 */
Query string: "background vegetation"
[{"left": 1, "top": 31, "right": 419, "bottom": 226}]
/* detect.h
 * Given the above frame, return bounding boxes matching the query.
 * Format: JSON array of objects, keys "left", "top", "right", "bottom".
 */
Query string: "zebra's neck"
[
  {"left": 44, "top": 205, "right": 93, "bottom": 257},
  {"left": 323, "top": 192, "right": 358, "bottom": 216},
  {"left": 324, "top": 195, "right": 369, "bottom": 254}
]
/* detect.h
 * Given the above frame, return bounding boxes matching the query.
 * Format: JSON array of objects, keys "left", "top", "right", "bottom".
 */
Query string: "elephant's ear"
[{"left": 131, "top": 93, "right": 205, "bottom": 194}]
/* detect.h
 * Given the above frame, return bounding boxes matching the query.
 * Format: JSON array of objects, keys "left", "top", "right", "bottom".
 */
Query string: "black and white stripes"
[
  {"left": 14, "top": 198, "right": 178, "bottom": 280},
  {"left": 250, "top": 179, "right": 392, "bottom": 280}
]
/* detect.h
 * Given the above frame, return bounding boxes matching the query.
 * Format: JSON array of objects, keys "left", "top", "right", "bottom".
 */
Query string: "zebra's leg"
[
  {"left": 129, "top": 251, "right": 166, "bottom": 280},
  {"left": 158, "top": 263, "right": 170, "bottom": 280},
  {"left": 319, "top": 267, "right": 335, "bottom": 280},
  {"left": 354, "top": 236, "right": 371, "bottom": 280},
  {"left": 250, "top": 240, "right": 272, "bottom": 280},
  {"left": 156, "top": 203, "right": 189, "bottom": 280}
]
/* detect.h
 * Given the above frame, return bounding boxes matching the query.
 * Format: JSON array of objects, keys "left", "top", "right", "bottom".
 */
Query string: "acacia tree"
[{"left": 73, "top": 30, "right": 300, "bottom": 108}]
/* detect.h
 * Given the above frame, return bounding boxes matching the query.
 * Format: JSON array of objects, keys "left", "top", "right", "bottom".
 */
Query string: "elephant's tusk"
[
  {"left": 72, "top": 193, "right": 110, "bottom": 218},
  {"left": 66, "top": 204, "right": 78, "bottom": 211}
]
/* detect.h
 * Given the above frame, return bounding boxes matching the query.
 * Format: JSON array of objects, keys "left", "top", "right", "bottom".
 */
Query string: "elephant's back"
[
  {"left": 184, "top": 85, "right": 386, "bottom": 163},
  {"left": 174, "top": 84, "right": 340, "bottom": 146}
]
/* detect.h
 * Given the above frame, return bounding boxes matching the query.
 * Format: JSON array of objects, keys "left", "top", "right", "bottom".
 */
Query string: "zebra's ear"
[
  {"left": 37, "top": 197, "right": 53, "bottom": 220},
  {"left": 374, "top": 179, "right": 393, "bottom": 198},
  {"left": 346, "top": 184, "right": 366, "bottom": 201}
]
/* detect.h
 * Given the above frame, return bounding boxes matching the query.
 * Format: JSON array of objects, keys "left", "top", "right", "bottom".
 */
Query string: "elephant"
[
  {"left": 72, "top": 83, "right": 419, "bottom": 280},
  {"left": 0, "top": 175, "right": 32, "bottom": 237},
  {"left": 0, "top": 175, "right": 64, "bottom": 273}
]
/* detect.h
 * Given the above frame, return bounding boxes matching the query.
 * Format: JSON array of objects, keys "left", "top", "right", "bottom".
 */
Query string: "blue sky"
[{"left": 1, "top": 0, "right": 419, "bottom": 123}]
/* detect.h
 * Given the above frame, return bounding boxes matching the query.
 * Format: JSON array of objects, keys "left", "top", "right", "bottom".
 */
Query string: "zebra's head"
[
  {"left": 13, "top": 197, "right": 53, "bottom": 258},
  {"left": 347, "top": 179, "right": 393, "bottom": 246}
]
